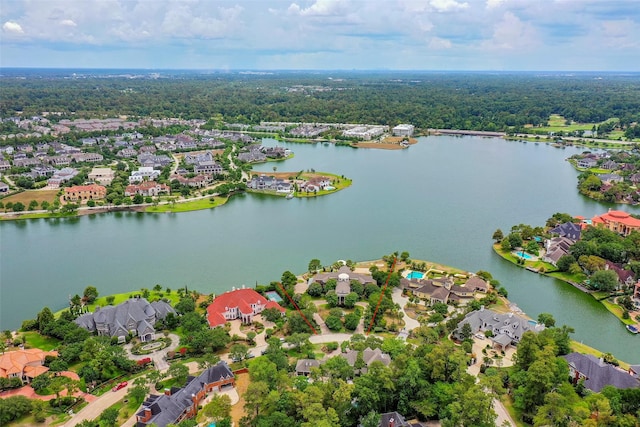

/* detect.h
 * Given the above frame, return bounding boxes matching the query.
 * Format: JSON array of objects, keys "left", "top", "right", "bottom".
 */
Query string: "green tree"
[
  {"left": 168, "top": 363, "right": 189, "bottom": 387},
  {"left": 28, "top": 200, "right": 38, "bottom": 211},
  {"left": 83, "top": 286, "right": 99, "bottom": 303},
  {"left": 537, "top": 313, "right": 556, "bottom": 327},
  {"left": 556, "top": 254, "right": 576, "bottom": 272},
  {"left": 590, "top": 269, "right": 618, "bottom": 292},
  {"left": 37, "top": 307, "right": 55, "bottom": 332},
  {"left": 203, "top": 394, "right": 232, "bottom": 421},
  {"left": 492, "top": 229, "right": 504, "bottom": 243},
  {"left": 12, "top": 202, "right": 25, "bottom": 212},
  {"left": 306, "top": 282, "right": 323, "bottom": 297},
  {"left": 308, "top": 259, "right": 321, "bottom": 273},
  {"left": 99, "top": 407, "right": 119, "bottom": 427},
  {"left": 230, "top": 343, "right": 249, "bottom": 361},
  {"left": 344, "top": 292, "right": 358, "bottom": 308}
]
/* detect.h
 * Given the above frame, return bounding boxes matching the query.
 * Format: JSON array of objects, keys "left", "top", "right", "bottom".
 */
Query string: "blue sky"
[{"left": 1, "top": 0, "right": 639, "bottom": 71}]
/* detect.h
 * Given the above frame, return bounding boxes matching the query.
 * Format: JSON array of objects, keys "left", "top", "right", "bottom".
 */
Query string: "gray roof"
[
  {"left": 137, "top": 362, "right": 234, "bottom": 427},
  {"left": 311, "top": 266, "right": 376, "bottom": 286},
  {"left": 295, "top": 359, "right": 321, "bottom": 374},
  {"left": 550, "top": 222, "right": 581, "bottom": 241},
  {"left": 563, "top": 353, "right": 640, "bottom": 392},
  {"left": 454, "top": 308, "right": 544, "bottom": 342}
]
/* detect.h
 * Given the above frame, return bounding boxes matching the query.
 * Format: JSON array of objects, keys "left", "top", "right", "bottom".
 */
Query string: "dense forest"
[{"left": 1, "top": 71, "right": 640, "bottom": 132}]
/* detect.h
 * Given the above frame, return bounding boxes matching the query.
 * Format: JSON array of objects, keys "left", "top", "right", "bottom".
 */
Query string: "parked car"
[
  {"left": 474, "top": 333, "right": 485, "bottom": 340},
  {"left": 112, "top": 381, "right": 128, "bottom": 392},
  {"left": 246, "top": 353, "right": 255, "bottom": 359}
]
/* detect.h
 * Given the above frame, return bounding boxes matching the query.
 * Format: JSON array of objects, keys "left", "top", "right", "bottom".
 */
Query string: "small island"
[
  {"left": 2, "top": 252, "right": 638, "bottom": 427},
  {"left": 492, "top": 211, "right": 640, "bottom": 331}
]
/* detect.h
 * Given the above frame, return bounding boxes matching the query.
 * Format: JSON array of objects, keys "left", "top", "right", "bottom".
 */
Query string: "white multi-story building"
[{"left": 393, "top": 124, "right": 415, "bottom": 137}]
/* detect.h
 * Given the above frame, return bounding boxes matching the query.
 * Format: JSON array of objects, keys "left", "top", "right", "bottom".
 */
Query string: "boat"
[
  {"left": 286, "top": 193, "right": 294, "bottom": 199},
  {"left": 626, "top": 325, "right": 639, "bottom": 334}
]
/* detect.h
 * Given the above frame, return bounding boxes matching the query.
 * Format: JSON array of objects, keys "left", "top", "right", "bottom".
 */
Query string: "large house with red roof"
[
  {"left": 592, "top": 210, "right": 640, "bottom": 237},
  {"left": 0, "top": 348, "right": 58, "bottom": 384},
  {"left": 206, "top": 288, "right": 285, "bottom": 328}
]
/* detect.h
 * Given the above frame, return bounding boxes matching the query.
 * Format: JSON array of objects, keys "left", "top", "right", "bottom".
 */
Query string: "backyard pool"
[
  {"left": 265, "top": 291, "right": 283, "bottom": 302},
  {"left": 516, "top": 252, "right": 534, "bottom": 260},
  {"left": 406, "top": 271, "right": 424, "bottom": 280}
]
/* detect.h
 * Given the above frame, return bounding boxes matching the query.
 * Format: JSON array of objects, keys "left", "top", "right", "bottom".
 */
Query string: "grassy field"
[
  {"left": 1, "top": 189, "right": 59, "bottom": 206},
  {"left": 54, "top": 289, "right": 182, "bottom": 318},
  {"left": 145, "top": 196, "right": 229, "bottom": 213},
  {"left": 22, "top": 331, "right": 62, "bottom": 350}
]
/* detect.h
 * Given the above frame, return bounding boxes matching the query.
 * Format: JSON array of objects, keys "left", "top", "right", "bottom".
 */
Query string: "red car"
[{"left": 112, "top": 381, "right": 128, "bottom": 392}]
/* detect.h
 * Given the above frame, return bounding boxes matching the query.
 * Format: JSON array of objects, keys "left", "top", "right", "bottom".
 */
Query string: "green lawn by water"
[{"left": 145, "top": 196, "right": 229, "bottom": 213}]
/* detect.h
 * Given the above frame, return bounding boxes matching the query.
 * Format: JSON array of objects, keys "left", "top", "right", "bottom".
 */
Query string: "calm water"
[{"left": 1, "top": 136, "right": 638, "bottom": 362}]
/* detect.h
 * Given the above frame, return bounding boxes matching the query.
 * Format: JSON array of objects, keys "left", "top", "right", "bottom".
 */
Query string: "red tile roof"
[
  {"left": 206, "top": 288, "right": 284, "bottom": 327},
  {"left": 592, "top": 210, "right": 640, "bottom": 227}
]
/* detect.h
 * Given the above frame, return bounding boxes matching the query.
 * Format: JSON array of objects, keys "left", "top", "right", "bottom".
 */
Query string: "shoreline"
[{"left": 492, "top": 244, "right": 638, "bottom": 329}]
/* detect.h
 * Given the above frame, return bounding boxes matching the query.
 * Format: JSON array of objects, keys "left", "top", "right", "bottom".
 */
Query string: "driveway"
[
  {"left": 391, "top": 287, "right": 420, "bottom": 331},
  {"left": 123, "top": 333, "right": 180, "bottom": 373},
  {"left": 65, "top": 382, "right": 133, "bottom": 427}
]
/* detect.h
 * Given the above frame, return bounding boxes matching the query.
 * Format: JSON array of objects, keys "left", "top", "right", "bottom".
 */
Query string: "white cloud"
[
  {"left": 60, "top": 19, "right": 77, "bottom": 27},
  {"left": 486, "top": 0, "right": 507, "bottom": 9},
  {"left": 482, "top": 11, "right": 538, "bottom": 50},
  {"left": 2, "top": 21, "right": 24, "bottom": 34},
  {"left": 288, "top": 0, "right": 347, "bottom": 17},
  {"left": 429, "top": 0, "right": 469, "bottom": 12}
]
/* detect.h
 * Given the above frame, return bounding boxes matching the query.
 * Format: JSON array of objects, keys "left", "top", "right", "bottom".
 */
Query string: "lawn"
[
  {"left": 600, "top": 298, "right": 636, "bottom": 325},
  {"left": 1, "top": 189, "right": 59, "bottom": 206},
  {"left": 54, "top": 289, "right": 182, "bottom": 318},
  {"left": 145, "top": 196, "right": 229, "bottom": 213},
  {"left": 23, "top": 331, "right": 62, "bottom": 351}
]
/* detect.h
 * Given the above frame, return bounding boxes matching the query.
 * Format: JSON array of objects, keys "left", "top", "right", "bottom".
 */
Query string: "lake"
[{"left": 1, "top": 136, "right": 638, "bottom": 362}]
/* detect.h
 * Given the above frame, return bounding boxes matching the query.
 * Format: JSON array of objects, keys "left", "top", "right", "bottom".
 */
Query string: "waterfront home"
[
  {"left": 542, "top": 236, "right": 574, "bottom": 266},
  {"left": 64, "top": 184, "right": 107, "bottom": 202},
  {"left": 598, "top": 173, "right": 624, "bottom": 185},
  {"left": 0, "top": 349, "right": 58, "bottom": 384},
  {"left": 74, "top": 298, "right": 175, "bottom": 343},
  {"left": 248, "top": 175, "right": 292, "bottom": 193},
  {"left": 206, "top": 288, "right": 285, "bottom": 328},
  {"left": 309, "top": 265, "right": 376, "bottom": 288},
  {"left": 549, "top": 221, "right": 581, "bottom": 241},
  {"left": 592, "top": 210, "right": 640, "bottom": 236},
  {"left": 576, "top": 158, "right": 597, "bottom": 169},
  {"left": 454, "top": 307, "right": 545, "bottom": 349},
  {"left": 564, "top": 353, "right": 640, "bottom": 392},
  {"left": 125, "top": 181, "right": 170, "bottom": 197},
  {"left": 410, "top": 276, "right": 487, "bottom": 305},
  {"left": 136, "top": 361, "right": 235, "bottom": 427}
]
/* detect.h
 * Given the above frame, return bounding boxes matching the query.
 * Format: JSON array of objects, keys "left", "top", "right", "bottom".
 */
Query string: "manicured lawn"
[
  {"left": 547, "top": 271, "right": 587, "bottom": 284},
  {"left": 55, "top": 289, "right": 182, "bottom": 318},
  {"left": 145, "top": 196, "right": 229, "bottom": 213},
  {"left": 600, "top": 298, "right": 636, "bottom": 325},
  {"left": 23, "top": 331, "right": 62, "bottom": 351}
]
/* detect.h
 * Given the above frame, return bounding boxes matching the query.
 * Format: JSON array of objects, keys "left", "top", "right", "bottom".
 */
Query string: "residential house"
[
  {"left": 378, "top": 411, "right": 426, "bottom": 427},
  {"left": 563, "top": 353, "right": 640, "bottom": 392},
  {"left": 184, "top": 152, "right": 214, "bottom": 165},
  {"left": 604, "top": 261, "right": 636, "bottom": 288},
  {"left": 172, "top": 174, "right": 211, "bottom": 188},
  {"left": 577, "top": 158, "right": 598, "bottom": 169},
  {"left": 549, "top": 222, "right": 582, "bottom": 241},
  {"left": 628, "top": 173, "right": 640, "bottom": 185},
  {"left": 0, "top": 182, "right": 9, "bottom": 193},
  {"left": 237, "top": 145, "right": 267, "bottom": 163},
  {"left": 125, "top": 181, "right": 170, "bottom": 197},
  {"left": 48, "top": 155, "right": 71, "bottom": 167},
  {"left": 136, "top": 362, "right": 235, "bottom": 427},
  {"left": 0, "top": 349, "right": 59, "bottom": 384},
  {"left": 592, "top": 209, "right": 640, "bottom": 236},
  {"left": 29, "top": 166, "right": 56, "bottom": 179},
  {"left": 601, "top": 160, "right": 619, "bottom": 170},
  {"left": 139, "top": 145, "right": 157, "bottom": 153},
  {"left": 335, "top": 273, "right": 352, "bottom": 305},
  {"left": 454, "top": 307, "right": 545, "bottom": 349},
  {"left": 0, "top": 160, "right": 10, "bottom": 171},
  {"left": 13, "top": 157, "right": 41, "bottom": 168},
  {"left": 206, "top": 288, "right": 285, "bottom": 328},
  {"left": 75, "top": 298, "right": 176, "bottom": 343},
  {"left": 138, "top": 153, "right": 172, "bottom": 168},
  {"left": 117, "top": 148, "right": 138, "bottom": 158},
  {"left": 248, "top": 175, "right": 292, "bottom": 193},
  {"left": 47, "top": 167, "right": 78, "bottom": 188},
  {"left": 130, "top": 167, "right": 161, "bottom": 183},
  {"left": 339, "top": 347, "right": 391, "bottom": 375},
  {"left": 71, "top": 153, "right": 104, "bottom": 163},
  {"left": 310, "top": 265, "right": 376, "bottom": 288},
  {"left": 412, "top": 276, "right": 486, "bottom": 305},
  {"left": 598, "top": 174, "right": 624, "bottom": 184},
  {"left": 295, "top": 359, "right": 321, "bottom": 376},
  {"left": 88, "top": 167, "right": 116, "bottom": 186},
  {"left": 64, "top": 184, "right": 107, "bottom": 202},
  {"left": 194, "top": 160, "right": 223, "bottom": 175},
  {"left": 542, "top": 236, "right": 574, "bottom": 266}
]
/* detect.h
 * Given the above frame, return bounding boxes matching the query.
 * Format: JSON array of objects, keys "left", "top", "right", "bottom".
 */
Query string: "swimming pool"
[
  {"left": 265, "top": 291, "right": 283, "bottom": 302},
  {"left": 406, "top": 271, "right": 424, "bottom": 280},
  {"left": 517, "top": 252, "right": 533, "bottom": 260}
]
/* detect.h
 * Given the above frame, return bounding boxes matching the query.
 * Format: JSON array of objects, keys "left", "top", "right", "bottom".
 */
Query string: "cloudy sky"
[{"left": 1, "top": 0, "right": 639, "bottom": 70}]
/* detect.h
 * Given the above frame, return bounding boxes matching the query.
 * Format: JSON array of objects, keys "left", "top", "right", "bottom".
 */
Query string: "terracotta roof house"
[
  {"left": 63, "top": 184, "right": 106, "bottom": 202},
  {"left": 125, "top": 181, "right": 171, "bottom": 197},
  {"left": 75, "top": 298, "right": 175, "bottom": 343},
  {"left": 563, "top": 353, "right": 640, "bottom": 392},
  {"left": 454, "top": 307, "right": 545, "bottom": 349},
  {"left": 549, "top": 222, "right": 582, "bottom": 241},
  {"left": 0, "top": 348, "right": 58, "bottom": 384},
  {"left": 206, "top": 288, "right": 285, "bottom": 328},
  {"left": 136, "top": 362, "right": 235, "bottom": 427},
  {"left": 592, "top": 210, "right": 640, "bottom": 236}
]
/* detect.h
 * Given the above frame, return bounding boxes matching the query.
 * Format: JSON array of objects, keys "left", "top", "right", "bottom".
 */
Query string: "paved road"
[
  {"left": 391, "top": 287, "right": 420, "bottom": 330},
  {"left": 65, "top": 383, "right": 133, "bottom": 427}
]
